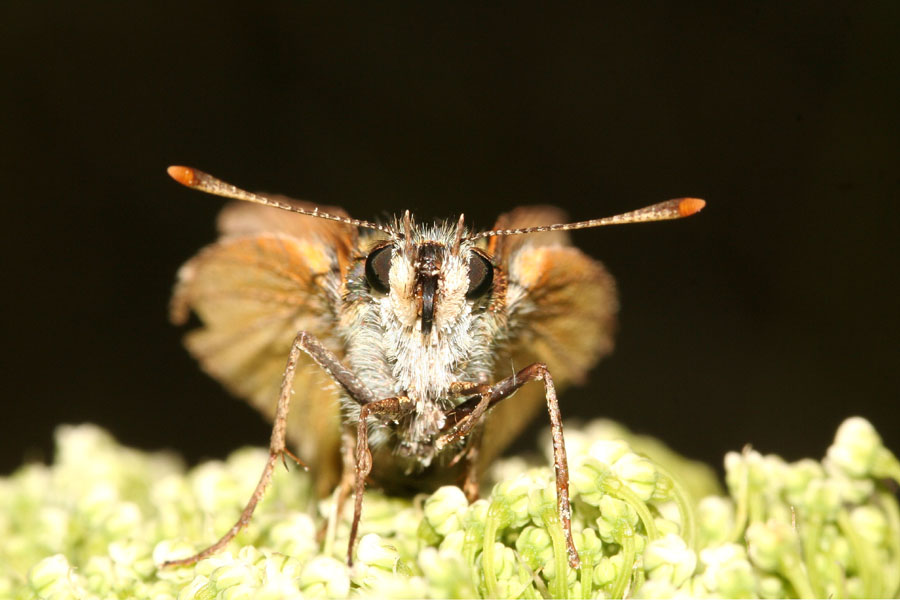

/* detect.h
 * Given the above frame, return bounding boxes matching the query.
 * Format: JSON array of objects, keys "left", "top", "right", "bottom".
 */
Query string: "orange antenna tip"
[
  {"left": 167, "top": 165, "right": 197, "bottom": 187},
  {"left": 677, "top": 197, "right": 706, "bottom": 217}
]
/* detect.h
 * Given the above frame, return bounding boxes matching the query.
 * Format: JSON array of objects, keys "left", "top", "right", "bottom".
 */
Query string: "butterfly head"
[{"left": 363, "top": 214, "right": 494, "bottom": 336}]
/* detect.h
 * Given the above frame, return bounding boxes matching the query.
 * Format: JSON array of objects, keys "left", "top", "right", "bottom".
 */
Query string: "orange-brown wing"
[
  {"left": 171, "top": 199, "right": 357, "bottom": 495},
  {"left": 479, "top": 206, "right": 618, "bottom": 471}
]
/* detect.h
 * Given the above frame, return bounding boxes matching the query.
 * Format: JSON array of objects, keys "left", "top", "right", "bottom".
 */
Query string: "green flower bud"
[
  {"left": 643, "top": 533, "right": 697, "bottom": 587},
  {"left": 526, "top": 484, "right": 558, "bottom": 525},
  {"left": 587, "top": 439, "right": 631, "bottom": 468},
  {"left": 298, "top": 556, "right": 350, "bottom": 598},
  {"left": 352, "top": 535, "right": 415, "bottom": 595},
  {"left": 849, "top": 505, "right": 887, "bottom": 546},
  {"left": 724, "top": 448, "right": 772, "bottom": 496},
  {"left": 477, "top": 542, "right": 532, "bottom": 599},
  {"left": 746, "top": 520, "right": 816, "bottom": 598},
  {"left": 438, "top": 529, "right": 466, "bottom": 555},
  {"left": 800, "top": 478, "right": 841, "bottom": 520},
  {"left": 110, "top": 500, "right": 143, "bottom": 534},
  {"left": 758, "top": 574, "right": 787, "bottom": 599},
  {"left": 78, "top": 481, "right": 119, "bottom": 521},
  {"left": 34, "top": 506, "right": 69, "bottom": 552},
  {"left": 594, "top": 552, "right": 623, "bottom": 588},
  {"left": 572, "top": 457, "right": 620, "bottom": 507},
  {"left": 782, "top": 459, "right": 824, "bottom": 500},
  {"left": 723, "top": 451, "right": 744, "bottom": 494},
  {"left": 189, "top": 461, "right": 243, "bottom": 514},
  {"left": 418, "top": 546, "right": 477, "bottom": 598},
  {"left": 612, "top": 453, "right": 659, "bottom": 502},
  {"left": 698, "top": 544, "right": 756, "bottom": 598},
  {"left": 489, "top": 470, "right": 547, "bottom": 529},
  {"left": 238, "top": 544, "right": 267, "bottom": 565},
  {"left": 566, "top": 426, "right": 594, "bottom": 458},
  {"left": 219, "top": 582, "right": 257, "bottom": 599},
  {"left": 818, "top": 522, "right": 852, "bottom": 568},
  {"left": 208, "top": 560, "right": 257, "bottom": 591},
  {"left": 266, "top": 513, "right": 318, "bottom": 559},
  {"left": 359, "top": 494, "right": 418, "bottom": 540},
  {"left": 827, "top": 417, "right": 882, "bottom": 478},
  {"left": 746, "top": 521, "right": 788, "bottom": 571},
  {"left": 82, "top": 555, "right": 115, "bottom": 595},
  {"left": 27, "top": 553, "right": 69, "bottom": 589},
  {"left": 576, "top": 527, "right": 604, "bottom": 562},
  {"left": 109, "top": 540, "right": 156, "bottom": 579},
  {"left": 28, "top": 554, "right": 85, "bottom": 599},
  {"left": 825, "top": 464, "right": 875, "bottom": 504},
  {"left": 356, "top": 533, "right": 400, "bottom": 571},
  {"left": 651, "top": 472, "right": 675, "bottom": 502},
  {"left": 487, "top": 455, "right": 531, "bottom": 483},
  {"left": 460, "top": 498, "right": 489, "bottom": 562},
  {"left": 654, "top": 513, "right": 682, "bottom": 537},
  {"left": 515, "top": 525, "right": 553, "bottom": 571},
  {"left": 423, "top": 485, "right": 468, "bottom": 537},
  {"left": 390, "top": 506, "right": 422, "bottom": 544},
  {"left": 178, "top": 575, "right": 212, "bottom": 600},
  {"left": 596, "top": 495, "right": 638, "bottom": 544}
]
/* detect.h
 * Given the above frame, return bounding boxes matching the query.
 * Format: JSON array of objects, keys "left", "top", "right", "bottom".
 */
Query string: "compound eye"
[
  {"left": 365, "top": 244, "right": 393, "bottom": 294},
  {"left": 466, "top": 251, "right": 494, "bottom": 299}
]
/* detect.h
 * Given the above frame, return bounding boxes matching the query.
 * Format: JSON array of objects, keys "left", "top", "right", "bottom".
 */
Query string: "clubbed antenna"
[
  {"left": 167, "top": 166, "right": 394, "bottom": 235},
  {"left": 471, "top": 198, "right": 706, "bottom": 240}
]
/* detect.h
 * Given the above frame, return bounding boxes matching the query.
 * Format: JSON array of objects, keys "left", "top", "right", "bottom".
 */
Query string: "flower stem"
[
  {"left": 610, "top": 527, "right": 636, "bottom": 599},
  {"left": 800, "top": 515, "right": 824, "bottom": 598},
  {"left": 612, "top": 484, "right": 659, "bottom": 541},
  {"left": 481, "top": 507, "right": 502, "bottom": 599},
  {"left": 728, "top": 461, "right": 749, "bottom": 543},
  {"left": 655, "top": 464, "right": 697, "bottom": 551},
  {"left": 837, "top": 508, "right": 882, "bottom": 598},
  {"left": 580, "top": 558, "right": 594, "bottom": 600},
  {"left": 541, "top": 507, "right": 570, "bottom": 600},
  {"left": 878, "top": 490, "right": 900, "bottom": 598}
]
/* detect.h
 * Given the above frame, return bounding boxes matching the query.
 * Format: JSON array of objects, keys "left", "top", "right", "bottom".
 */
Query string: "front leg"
[
  {"left": 349, "top": 395, "right": 413, "bottom": 565},
  {"left": 163, "top": 331, "right": 374, "bottom": 568},
  {"left": 445, "top": 381, "right": 491, "bottom": 502},
  {"left": 438, "top": 363, "right": 581, "bottom": 568}
]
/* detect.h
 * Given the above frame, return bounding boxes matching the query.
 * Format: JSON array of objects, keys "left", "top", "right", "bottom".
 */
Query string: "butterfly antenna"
[
  {"left": 471, "top": 198, "right": 705, "bottom": 240},
  {"left": 167, "top": 166, "right": 393, "bottom": 234}
]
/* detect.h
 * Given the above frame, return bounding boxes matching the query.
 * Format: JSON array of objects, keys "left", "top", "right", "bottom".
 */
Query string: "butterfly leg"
[
  {"left": 445, "top": 382, "right": 491, "bottom": 501},
  {"left": 458, "top": 424, "right": 484, "bottom": 502},
  {"left": 318, "top": 430, "right": 357, "bottom": 551},
  {"left": 349, "top": 395, "right": 413, "bottom": 565},
  {"left": 333, "top": 429, "right": 358, "bottom": 523},
  {"left": 163, "top": 331, "right": 374, "bottom": 568},
  {"left": 438, "top": 363, "right": 580, "bottom": 568}
]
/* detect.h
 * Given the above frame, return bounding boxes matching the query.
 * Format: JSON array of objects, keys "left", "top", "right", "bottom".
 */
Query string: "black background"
[{"left": 2, "top": 3, "right": 898, "bottom": 476}]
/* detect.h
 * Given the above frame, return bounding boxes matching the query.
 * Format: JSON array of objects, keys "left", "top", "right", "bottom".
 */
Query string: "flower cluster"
[{"left": 2, "top": 417, "right": 897, "bottom": 599}]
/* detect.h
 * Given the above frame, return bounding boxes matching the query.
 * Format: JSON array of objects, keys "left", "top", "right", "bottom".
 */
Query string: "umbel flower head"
[{"left": 2, "top": 416, "right": 898, "bottom": 599}]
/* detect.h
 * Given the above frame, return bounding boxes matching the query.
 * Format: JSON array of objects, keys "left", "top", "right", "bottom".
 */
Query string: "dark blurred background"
[{"left": 2, "top": 3, "right": 897, "bottom": 477}]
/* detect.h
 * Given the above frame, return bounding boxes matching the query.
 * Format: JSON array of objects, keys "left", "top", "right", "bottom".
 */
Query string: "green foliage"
[{"left": 2, "top": 417, "right": 898, "bottom": 599}]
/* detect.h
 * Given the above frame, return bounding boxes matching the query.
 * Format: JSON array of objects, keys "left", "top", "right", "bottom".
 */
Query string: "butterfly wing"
[
  {"left": 479, "top": 206, "right": 619, "bottom": 471},
  {"left": 171, "top": 197, "right": 356, "bottom": 495}
]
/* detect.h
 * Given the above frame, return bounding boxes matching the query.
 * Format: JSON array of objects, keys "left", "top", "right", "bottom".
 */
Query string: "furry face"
[{"left": 341, "top": 222, "right": 503, "bottom": 468}]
